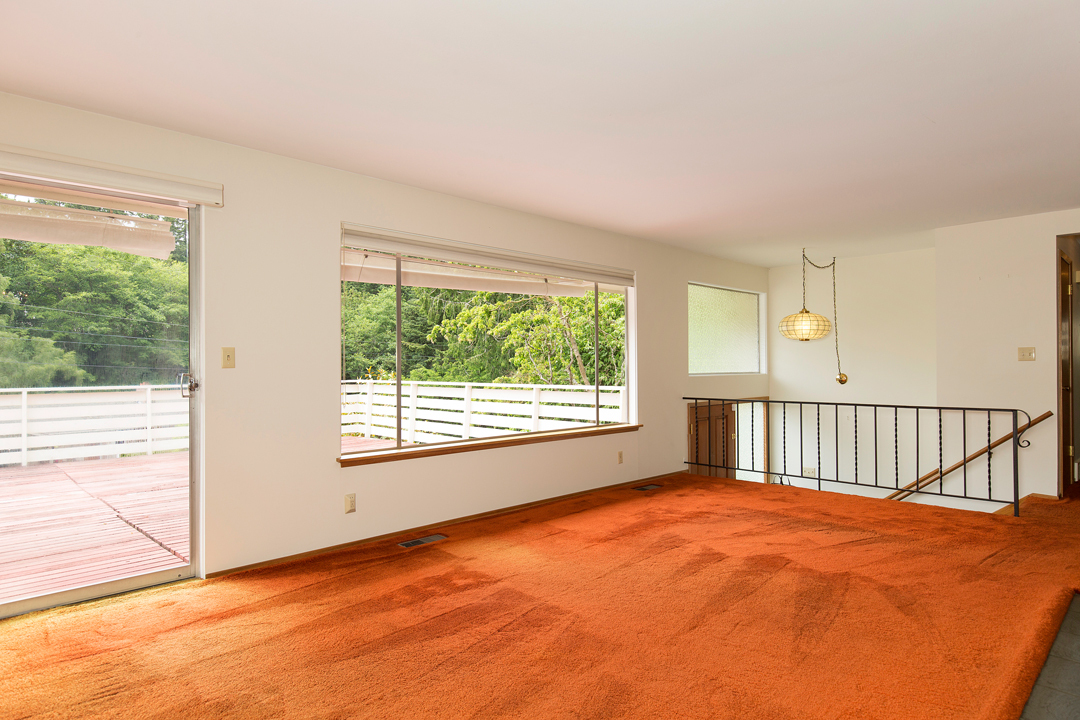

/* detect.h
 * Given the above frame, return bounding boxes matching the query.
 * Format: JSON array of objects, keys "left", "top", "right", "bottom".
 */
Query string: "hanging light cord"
[
  {"left": 803, "top": 249, "right": 843, "bottom": 380},
  {"left": 801, "top": 252, "right": 808, "bottom": 309}
]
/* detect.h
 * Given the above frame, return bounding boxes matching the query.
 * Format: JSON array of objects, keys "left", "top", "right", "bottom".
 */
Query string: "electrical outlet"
[
  {"left": 1018, "top": 347, "right": 1036, "bottom": 361},
  {"left": 618, "top": 451, "right": 623, "bottom": 464},
  {"left": 222, "top": 347, "right": 236, "bottom": 368},
  {"left": 803, "top": 467, "right": 817, "bottom": 478},
  {"left": 344, "top": 493, "right": 355, "bottom": 514}
]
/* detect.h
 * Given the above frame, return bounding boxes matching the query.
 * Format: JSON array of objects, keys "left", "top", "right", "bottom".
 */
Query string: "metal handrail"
[{"left": 684, "top": 397, "right": 1033, "bottom": 516}]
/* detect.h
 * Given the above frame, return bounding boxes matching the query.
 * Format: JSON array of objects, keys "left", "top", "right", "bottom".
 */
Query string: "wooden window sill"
[{"left": 337, "top": 423, "right": 642, "bottom": 467}]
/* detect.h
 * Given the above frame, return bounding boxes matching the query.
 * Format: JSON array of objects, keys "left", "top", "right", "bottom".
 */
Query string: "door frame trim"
[
  {"left": 1059, "top": 243, "right": 1078, "bottom": 498},
  {"left": 188, "top": 205, "right": 204, "bottom": 579},
  {"left": 0, "top": 565, "right": 195, "bottom": 619}
]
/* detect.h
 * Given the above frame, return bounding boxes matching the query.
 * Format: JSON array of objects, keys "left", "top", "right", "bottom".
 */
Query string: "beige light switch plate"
[
  {"left": 222, "top": 347, "right": 236, "bottom": 368},
  {"left": 1018, "top": 347, "right": 1036, "bottom": 361}
]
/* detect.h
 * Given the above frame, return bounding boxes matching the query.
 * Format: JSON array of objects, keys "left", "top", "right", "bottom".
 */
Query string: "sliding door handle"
[{"left": 179, "top": 373, "right": 200, "bottom": 398}]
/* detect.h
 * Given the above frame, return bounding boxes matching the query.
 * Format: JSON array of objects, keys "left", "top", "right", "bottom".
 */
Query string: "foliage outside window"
[
  {"left": 340, "top": 249, "right": 628, "bottom": 454},
  {"left": 0, "top": 194, "right": 188, "bottom": 388}
]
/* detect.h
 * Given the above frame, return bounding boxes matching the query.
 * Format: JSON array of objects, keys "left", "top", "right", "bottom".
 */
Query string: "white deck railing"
[
  {"left": 342, "top": 380, "right": 628, "bottom": 444},
  {"left": 0, "top": 379, "right": 629, "bottom": 466},
  {"left": 0, "top": 385, "right": 189, "bottom": 467}
]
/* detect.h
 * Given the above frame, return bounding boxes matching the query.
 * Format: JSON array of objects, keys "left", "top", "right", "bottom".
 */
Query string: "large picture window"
[{"left": 339, "top": 228, "right": 633, "bottom": 457}]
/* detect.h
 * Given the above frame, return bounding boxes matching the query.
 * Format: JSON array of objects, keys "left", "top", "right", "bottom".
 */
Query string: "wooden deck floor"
[
  {"left": 4, "top": 439, "right": 416, "bottom": 607},
  {"left": 341, "top": 436, "right": 400, "bottom": 454},
  {"left": 0, "top": 453, "right": 189, "bottom": 606}
]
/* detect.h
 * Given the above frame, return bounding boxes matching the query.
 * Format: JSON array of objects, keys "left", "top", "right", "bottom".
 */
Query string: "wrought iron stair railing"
[{"left": 685, "top": 397, "right": 1047, "bottom": 516}]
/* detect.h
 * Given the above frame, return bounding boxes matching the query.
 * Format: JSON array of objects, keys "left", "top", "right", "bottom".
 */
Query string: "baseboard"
[
  {"left": 206, "top": 469, "right": 689, "bottom": 579},
  {"left": 992, "top": 493, "right": 1060, "bottom": 515}
]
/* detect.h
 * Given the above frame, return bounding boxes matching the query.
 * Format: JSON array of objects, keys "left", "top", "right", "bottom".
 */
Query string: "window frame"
[
  {"left": 687, "top": 282, "right": 767, "bottom": 377},
  {"left": 337, "top": 225, "right": 637, "bottom": 465}
]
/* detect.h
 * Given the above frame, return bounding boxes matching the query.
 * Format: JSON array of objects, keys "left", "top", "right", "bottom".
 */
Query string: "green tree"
[
  {"left": 0, "top": 273, "right": 90, "bottom": 388},
  {"left": 340, "top": 284, "right": 443, "bottom": 380},
  {"left": 410, "top": 288, "right": 519, "bottom": 382},
  {"left": 427, "top": 291, "right": 625, "bottom": 385},
  {"left": 0, "top": 192, "right": 190, "bottom": 386},
  {"left": 0, "top": 238, "right": 189, "bottom": 385},
  {"left": 340, "top": 282, "right": 626, "bottom": 387},
  {"left": 341, "top": 283, "right": 397, "bottom": 379}
]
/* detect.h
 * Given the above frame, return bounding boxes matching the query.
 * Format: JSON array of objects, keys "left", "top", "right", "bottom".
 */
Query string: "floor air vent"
[
  {"left": 398, "top": 534, "right": 447, "bottom": 548},
  {"left": 634, "top": 484, "right": 662, "bottom": 491}
]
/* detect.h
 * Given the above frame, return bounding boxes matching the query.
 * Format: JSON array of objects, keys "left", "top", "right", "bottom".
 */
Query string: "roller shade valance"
[
  {"left": 0, "top": 179, "right": 189, "bottom": 218},
  {"left": 342, "top": 248, "right": 594, "bottom": 296},
  {"left": 0, "top": 198, "right": 175, "bottom": 259},
  {"left": 0, "top": 143, "right": 223, "bottom": 208},
  {"left": 341, "top": 223, "right": 635, "bottom": 290}
]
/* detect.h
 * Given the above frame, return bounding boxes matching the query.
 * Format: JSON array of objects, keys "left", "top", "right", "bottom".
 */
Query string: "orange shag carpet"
[{"left": 2, "top": 475, "right": 1080, "bottom": 720}]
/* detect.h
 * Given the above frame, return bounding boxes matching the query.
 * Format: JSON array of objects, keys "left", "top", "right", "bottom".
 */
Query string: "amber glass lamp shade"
[{"left": 779, "top": 308, "right": 831, "bottom": 341}]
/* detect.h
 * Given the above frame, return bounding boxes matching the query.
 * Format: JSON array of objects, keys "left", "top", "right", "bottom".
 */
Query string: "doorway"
[
  {"left": 0, "top": 187, "right": 197, "bottom": 617},
  {"left": 688, "top": 401, "right": 737, "bottom": 477},
  {"left": 688, "top": 399, "right": 770, "bottom": 479},
  {"left": 1062, "top": 248, "right": 1077, "bottom": 497}
]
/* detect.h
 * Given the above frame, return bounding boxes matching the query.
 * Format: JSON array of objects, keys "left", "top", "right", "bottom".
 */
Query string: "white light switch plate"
[
  {"left": 222, "top": 347, "right": 236, "bottom": 368},
  {"left": 1018, "top": 347, "right": 1036, "bottom": 361}
]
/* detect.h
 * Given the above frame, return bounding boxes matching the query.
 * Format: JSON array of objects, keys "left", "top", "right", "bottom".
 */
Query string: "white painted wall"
[
  {"left": 935, "top": 207, "right": 1080, "bottom": 500},
  {"left": 0, "top": 92, "right": 769, "bottom": 574},
  {"left": 768, "top": 211, "right": 1080, "bottom": 506},
  {"left": 767, "top": 250, "right": 940, "bottom": 500},
  {"left": 769, "top": 248, "right": 937, "bottom": 405}
]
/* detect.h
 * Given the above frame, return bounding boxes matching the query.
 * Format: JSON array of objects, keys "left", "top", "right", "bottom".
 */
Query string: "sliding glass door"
[{"left": 0, "top": 186, "right": 195, "bottom": 617}]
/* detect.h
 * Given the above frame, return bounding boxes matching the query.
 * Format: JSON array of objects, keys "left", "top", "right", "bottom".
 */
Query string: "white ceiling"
[{"left": 1, "top": 1, "right": 1077, "bottom": 266}]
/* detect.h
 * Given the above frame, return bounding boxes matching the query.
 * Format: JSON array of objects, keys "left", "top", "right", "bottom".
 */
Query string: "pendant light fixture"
[{"left": 778, "top": 249, "right": 848, "bottom": 384}]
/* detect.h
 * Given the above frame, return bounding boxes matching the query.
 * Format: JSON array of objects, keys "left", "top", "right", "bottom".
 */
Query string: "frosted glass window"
[{"left": 688, "top": 284, "right": 760, "bottom": 374}]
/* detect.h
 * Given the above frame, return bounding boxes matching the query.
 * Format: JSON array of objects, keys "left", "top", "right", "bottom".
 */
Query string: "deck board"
[
  {"left": 341, "top": 436, "right": 406, "bottom": 454},
  {"left": 0, "top": 452, "right": 190, "bottom": 605}
]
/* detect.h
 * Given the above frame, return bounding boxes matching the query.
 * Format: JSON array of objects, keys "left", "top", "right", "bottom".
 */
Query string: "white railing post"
[
  {"left": 531, "top": 386, "right": 542, "bottom": 432},
  {"left": 340, "top": 382, "right": 347, "bottom": 434},
  {"left": 619, "top": 387, "right": 628, "bottom": 423},
  {"left": 145, "top": 386, "right": 154, "bottom": 455},
  {"left": 408, "top": 382, "right": 418, "bottom": 444},
  {"left": 462, "top": 383, "right": 473, "bottom": 439},
  {"left": 364, "top": 380, "right": 374, "bottom": 438},
  {"left": 20, "top": 389, "right": 28, "bottom": 467}
]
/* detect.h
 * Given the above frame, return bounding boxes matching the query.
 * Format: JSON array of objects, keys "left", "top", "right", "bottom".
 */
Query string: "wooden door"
[{"left": 688, "top": 402, "right": 737, "bottom": 477}]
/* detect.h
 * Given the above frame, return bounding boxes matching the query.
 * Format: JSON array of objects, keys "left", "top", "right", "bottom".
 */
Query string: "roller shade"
[
  {"left": 342, "top": 248, "right": 593, "bottom": 296},
  {"left": 0, "top": 198, "right": 175, "bottom": 259},
  {"left": 0, "top": 179, "right": 188, "bottom": 219},
  {"left": 342, "top": 222, "right": 634, "bottom": 289},
  {"left": 0, "top": 143, "right": 223, "bottom": 208}
]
